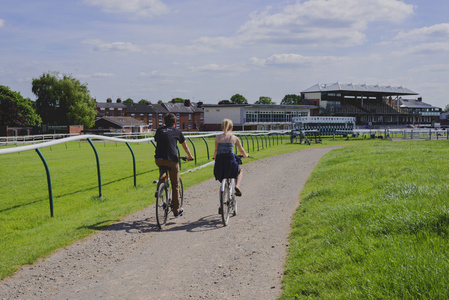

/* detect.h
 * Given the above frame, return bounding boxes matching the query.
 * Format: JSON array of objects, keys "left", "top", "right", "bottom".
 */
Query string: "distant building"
[
  {"left": 95, "top": 98, "right": 204, "bottom": 132},
  {"left": 161, "top": 100, "right": 204, "bottom": 131},
  {"left": 301, "top": 82, "right": 441, "bottom": 127},
  {"left": 203, "top": 103, "right": 317, "bottom": 131},
  {"left": 398, "top": 98, "right": 440, "bottom": 126},
  {"left": 124, "top": 102, "right": 167, "bottom": 131},
  {"left": 92, "top": 116, "right": 148, "bottom": 134},
  {"left": 95, "top": 98, "right": 127, "bottom": 117}
]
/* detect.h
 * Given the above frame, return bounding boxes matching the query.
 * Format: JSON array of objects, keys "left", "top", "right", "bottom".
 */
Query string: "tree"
[
  {"left": 123, "top": 98, "right": 134, "bottom": 104},
  {"left": 32, "top": 72, "right": 96, "bottom": 128},
  {"left": 139, "top": 99, "right": 148, "bottom": 104},
  {"left": 172, "top": 98, "right": 185, "bottom": 103},
  {"left": 230, "top": 94, "right": 248, "bottom": 104},
  {"left": 255, "top": 96, "right": 276, "bottom": 105},
  {"left": 218, "top": 100, "right": 233, "bottom": 104},
  {"left": 280, "top": 94, "right": 303, "bottom": 105},
  {"left": 0, "top": 85, "right": 41, "bottom": 126},
  {"left": 443, "top": 104, "right": 449, "bottom": 113}
]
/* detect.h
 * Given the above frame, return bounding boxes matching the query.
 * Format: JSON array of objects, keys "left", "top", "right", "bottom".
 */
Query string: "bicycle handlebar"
[
  {"left": 213, "top": 154, "right": 248, "bottom": 160},
  {"left": 179, "top": 156, "right": 194, "bottom": 161}
]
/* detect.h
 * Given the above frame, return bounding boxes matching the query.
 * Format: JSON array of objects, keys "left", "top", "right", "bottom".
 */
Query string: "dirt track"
[{"left": 0, "top": 147, "right": 335, "bottom": 300}]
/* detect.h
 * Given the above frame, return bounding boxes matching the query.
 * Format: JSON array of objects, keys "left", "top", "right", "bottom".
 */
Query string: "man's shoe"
[{"left": 174, "top": 208, "right": 184, "bottom": 218}]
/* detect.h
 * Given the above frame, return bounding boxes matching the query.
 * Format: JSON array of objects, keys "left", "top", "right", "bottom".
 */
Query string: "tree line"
[{"left": 1, "top": 72, "right": 307, "bottom": 129}]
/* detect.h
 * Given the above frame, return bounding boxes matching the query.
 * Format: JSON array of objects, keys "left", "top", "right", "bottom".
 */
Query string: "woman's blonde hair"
[{"left": 221, "top": 119, "right": 233, "bottom": 134}]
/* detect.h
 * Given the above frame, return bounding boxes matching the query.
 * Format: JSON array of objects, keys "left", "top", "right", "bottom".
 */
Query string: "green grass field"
[
  {"left": 280, "top": 140, "right": 449, "bottom": 299},
  {"left": 0, "top": 134, "right": 321, "bottom": 279},
  {"left": 4, "top": 134, "right": 448, "bottom": 298}
]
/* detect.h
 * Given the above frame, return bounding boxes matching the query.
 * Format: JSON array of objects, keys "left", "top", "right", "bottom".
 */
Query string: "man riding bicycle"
[{"left": 154, "top": 113, "right": 194, "bottom": 217}]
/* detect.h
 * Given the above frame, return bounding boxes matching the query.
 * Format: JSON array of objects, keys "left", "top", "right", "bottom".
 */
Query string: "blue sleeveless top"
[{"left": 216, "top": 142, "right": 234, "bottom": 155}]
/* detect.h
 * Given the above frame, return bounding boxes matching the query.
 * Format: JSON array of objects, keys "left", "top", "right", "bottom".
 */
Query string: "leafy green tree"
[
  {"left": 0, "top": 85, "right": 41, "bottom": 126},
  {"left": 139, "top": 99, "right": 148, "bottom": 104},
  {"left": 255, "top": 96, "right": 276, "bottom": 105},
  {"left": 32, "top": 72, "right": 96, "bottom": 128},
  {"left": 123, "top": 98, "right": 134, "bottom": 104},
  {"left": 230, "top": 94, "right": 248, "bottom": 104},
  {"left": 172, "top": 98, "right": 185, "bottom": 103},
  {"left": 280, "top": 94, "right": 303, "bottom": 105},
  {"left": 158, "top": 100, "right": 163, "bottom": 104},
  {"left": 218, "top": 100, "right": 233, "bottom": 104}
]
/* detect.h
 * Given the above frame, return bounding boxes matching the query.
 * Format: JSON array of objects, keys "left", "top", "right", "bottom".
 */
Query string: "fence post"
[
  {"left": 87, "top": 138, "right": 102, "bottom": 198},
  {"left": 201, "top": 137, "right": 210, "bottom": 160},
  {"left": 125, "top": 142, "right": 137, "bottom": 187},
  {"left": 243, "top": 135, "right": 250, "bottom": 153},
  {"left": 187, "top": 137, "right": 197, "bottom": 165},
  {"left": 250, "top": 135, "right": 255, "bottom": 152},
  {"left": 35, "top": 148, "right": 54, "bottom": 217}
]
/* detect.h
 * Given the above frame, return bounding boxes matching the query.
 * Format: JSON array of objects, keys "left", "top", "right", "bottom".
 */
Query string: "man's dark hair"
[{"left": 164, "top": 113, "right": 176, "bottom": 127}]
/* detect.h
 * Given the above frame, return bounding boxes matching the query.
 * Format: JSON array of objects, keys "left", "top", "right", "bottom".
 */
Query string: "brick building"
[
  {"left": 161, "top": 100, "right": 204, "bottom": 131},
  {"left": 96, "top": 98, "right": 127, "bottom": 117},
  {"left": 95, "top": 98, "right": 204, "bottom": 132}
]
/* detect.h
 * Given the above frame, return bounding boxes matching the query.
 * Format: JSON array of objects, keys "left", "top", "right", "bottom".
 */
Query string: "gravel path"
[{"left": 0, "top": 147, "right": 335, "bottom": 300}]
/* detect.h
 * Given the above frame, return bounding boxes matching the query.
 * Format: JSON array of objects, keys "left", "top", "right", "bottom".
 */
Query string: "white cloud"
[
  {"left": 149, "top": 43, "right": 215, "bottom": 55},
  {"left": 394, "top": 23, "right": 449, "bottom": 41},
  {"left": 199, "top": 0, "right": 414, "bottom": 48},
  {"left": 189, "top": 63, "right": 247, "bottom": 74},
  {"left": 398, "top": 42, "right": 449, "bottom": 55},
  {"left": 77, "top": 73, "right": 115, "bottom": 79},
  {"left": 92, "top": 73, "right": 115, "bottom": 78},
  {"left": 0, "top": 19, "right": 5, "bottom": 27},
  {"left": 138, "top": 71, "right": 162, "bottom": 78},
  {"left": 410, "top": 64, "right": 449, "bottom": 73},
  {"left": 83, "top": 39, "right": 143, "bottom": 53},
  {"left": 250, "top": 53, "right": 347, "bottom": 67},
  {"left": 83, "top": 0, "right": 169, "bottom": 17}
]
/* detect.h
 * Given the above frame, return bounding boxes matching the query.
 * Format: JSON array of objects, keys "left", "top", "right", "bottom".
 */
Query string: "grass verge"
[{"left": 280, "top": 140, "right": 449, "bottom": 299}]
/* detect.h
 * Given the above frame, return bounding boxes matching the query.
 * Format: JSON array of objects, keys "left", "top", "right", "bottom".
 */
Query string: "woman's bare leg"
[{"left": 235, "top": 171, "right": 243, "bottom": 188}]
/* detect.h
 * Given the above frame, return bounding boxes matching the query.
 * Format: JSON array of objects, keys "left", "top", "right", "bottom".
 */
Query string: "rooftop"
[{"left": 302, "top": 82, "right": 418, "bottom": 96}]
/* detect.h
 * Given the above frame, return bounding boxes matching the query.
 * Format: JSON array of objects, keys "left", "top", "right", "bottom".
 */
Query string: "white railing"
[
  {"left": 0, "top": 134, "right": 80, "bottom": 146},
  {"left": 0, "top": 131, "right": 287, "bottom": 155},
  {"left": 352, "top": 128, "right": 449, "bottom": 140}
]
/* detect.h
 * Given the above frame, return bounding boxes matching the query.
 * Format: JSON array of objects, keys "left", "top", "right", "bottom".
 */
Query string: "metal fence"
[{"left": 0, "top": 131, "right": 286, "bottom": 217}]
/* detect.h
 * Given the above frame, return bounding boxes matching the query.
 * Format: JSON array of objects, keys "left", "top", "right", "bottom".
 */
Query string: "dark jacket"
[{"left": 214, "top": 153, "right": 242, "bottom": 182}]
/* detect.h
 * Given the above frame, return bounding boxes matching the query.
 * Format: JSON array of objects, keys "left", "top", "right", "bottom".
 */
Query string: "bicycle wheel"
[
  {"left": 231, "top": 180, "right": 237, "bottom": 216},
  {"left": 220, "top": 180, "right": 231, "bottom": 226},
  {"left": 156, "top": 183, "right": 169, "bottom": 229},
  {"left": 179, "top": 177, "right": 184, "bottom": 209}
]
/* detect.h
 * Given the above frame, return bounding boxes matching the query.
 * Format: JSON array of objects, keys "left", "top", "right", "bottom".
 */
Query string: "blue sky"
[{"left": 1, "top": 0, "right": 448, "bottom": 107}]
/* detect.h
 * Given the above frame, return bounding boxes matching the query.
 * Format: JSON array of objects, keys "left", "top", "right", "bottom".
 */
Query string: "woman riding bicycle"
[{"left": 213, "top": 119, "right": 248, "bottom": 203}]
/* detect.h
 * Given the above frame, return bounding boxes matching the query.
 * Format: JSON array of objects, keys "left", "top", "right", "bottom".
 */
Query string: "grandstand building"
[{"left": 302, "top": 83, "right": 441, "bottom": 127}]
